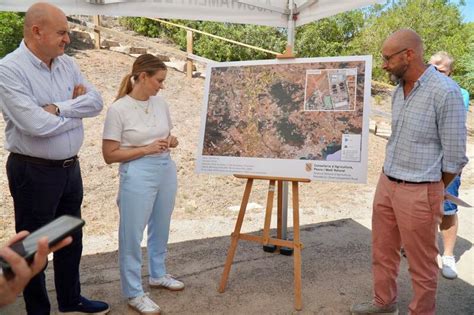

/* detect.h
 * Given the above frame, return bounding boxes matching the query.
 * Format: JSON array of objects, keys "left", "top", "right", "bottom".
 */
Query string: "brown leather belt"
[{"left": 10, "top": 152, "right": 78, "bottom": 168}]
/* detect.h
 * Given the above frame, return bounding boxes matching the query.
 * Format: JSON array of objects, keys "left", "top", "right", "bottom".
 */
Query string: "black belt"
[
  {"left": 10, "top": 152, "right": 78, "bottom": 168},
  {"left": 385, "top": 174, "right": 433, "bottom": 185}
]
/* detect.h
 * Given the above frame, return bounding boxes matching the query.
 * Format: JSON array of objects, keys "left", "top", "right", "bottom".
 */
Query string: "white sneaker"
[
  {"left": 441, "top": 255, "right": 458, "bottom": 279},
  {"left": 149, "top": 274, "right": 185, "bottom": 291},
  {"left": 128, "top": 293, "right": 161, "bottom": 315}
]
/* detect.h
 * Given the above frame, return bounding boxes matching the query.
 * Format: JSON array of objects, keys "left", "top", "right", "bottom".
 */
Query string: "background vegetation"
[
  {"left": 0, "top": 0, "right": 471, "bottom": 96},
  {"left": 120, "top": 0, "right": 473, "bottom": 97},
  {"left": 0, "top": 12, "right": 24, "bottom": 58}
]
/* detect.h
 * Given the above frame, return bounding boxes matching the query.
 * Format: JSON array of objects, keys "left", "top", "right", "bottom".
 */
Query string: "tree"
[
  {"left": 454, "top": 22, "right": 473, "bottom": 96},
  {"left": 120, "top": 0, "right": 472, "bottom": 96},
  {"left": 295, "top": 10, "right": 365, "bottom": 57},
  {"left": 349, "top": 0, "right": 470, "bottom": 89},
  {"left": 0, "top": 12, "right": 24, "bottom": 58}
]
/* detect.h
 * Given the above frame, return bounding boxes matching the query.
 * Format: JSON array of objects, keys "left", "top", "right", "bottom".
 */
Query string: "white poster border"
[{"left": 195, "top": 55, "right": 372, "bottom": 183}]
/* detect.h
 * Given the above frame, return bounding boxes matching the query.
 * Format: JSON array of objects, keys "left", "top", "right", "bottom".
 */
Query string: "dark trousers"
[{"left": 6, "top": 153, "right": 84, "bottom": 315}]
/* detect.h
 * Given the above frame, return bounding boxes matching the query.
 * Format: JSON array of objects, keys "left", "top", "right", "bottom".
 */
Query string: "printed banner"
[{"left": 196, "top": 56, "right": 372, "bottom": 183}]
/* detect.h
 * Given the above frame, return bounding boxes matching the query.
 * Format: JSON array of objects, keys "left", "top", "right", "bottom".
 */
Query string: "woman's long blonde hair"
[{"left": 115, "top": 54, "right": 167, "bottom": 101}]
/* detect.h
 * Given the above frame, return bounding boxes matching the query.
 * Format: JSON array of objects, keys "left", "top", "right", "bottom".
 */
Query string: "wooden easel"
[{"left": 218, "top": 174, "right": 310, "bottom": 311}]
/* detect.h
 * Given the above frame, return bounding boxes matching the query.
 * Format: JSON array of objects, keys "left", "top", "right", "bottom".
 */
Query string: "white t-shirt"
[{"left": 103, "top": 94, "right": 172, "bottom": 147}]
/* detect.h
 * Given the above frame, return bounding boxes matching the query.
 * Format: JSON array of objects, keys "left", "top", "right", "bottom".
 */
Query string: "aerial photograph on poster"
[
  {"left": 304, "top": 68, "right": 357, "bottom": 111},
  {"left": 196, "top": 56, "right": 371, "bottom": 182}
]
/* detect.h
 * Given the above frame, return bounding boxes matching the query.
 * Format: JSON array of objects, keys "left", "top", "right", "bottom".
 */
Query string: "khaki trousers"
[{"left": 372, "top": 173, "right": 444, "bottom": 315}]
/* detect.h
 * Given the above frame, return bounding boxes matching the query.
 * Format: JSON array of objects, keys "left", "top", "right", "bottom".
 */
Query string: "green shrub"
[
  {"left": 120, "top": 1, "right": 472, "bottom": 97},
  {"left": 349, "top": 0, "right": 471, "bottom": 96},
  {"left": 120, "top": 17, "right": 286, "bottom": 61},
  {"left": 0, "top": 12, "right": 24, "bottom": 58}
]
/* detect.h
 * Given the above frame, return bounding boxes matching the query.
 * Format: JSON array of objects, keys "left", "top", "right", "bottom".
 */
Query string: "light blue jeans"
[{"left": 117, "top": 154, "right": 177, "bottom": 298}]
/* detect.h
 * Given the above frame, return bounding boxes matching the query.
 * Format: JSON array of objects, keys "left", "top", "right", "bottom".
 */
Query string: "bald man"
[
  {"left": 351, "top": 30, "right": 468, "bottom": 315},
  {"left": 0, "top": 2, "right": 109, "bottom": 314}
]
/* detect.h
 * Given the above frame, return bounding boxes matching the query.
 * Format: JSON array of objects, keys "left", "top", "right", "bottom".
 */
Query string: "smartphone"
[{"left": 0, "top": 215, "right": 85, "bottom": 279}]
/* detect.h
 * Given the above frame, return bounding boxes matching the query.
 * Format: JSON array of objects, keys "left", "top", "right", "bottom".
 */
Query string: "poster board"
[{"left": 195, "top": 56, "right": 372, "bottom": 183}]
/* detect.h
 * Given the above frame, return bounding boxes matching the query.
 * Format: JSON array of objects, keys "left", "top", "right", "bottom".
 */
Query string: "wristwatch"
[{"left": 55, "top": 105, "right": 60, "bottom": 116}]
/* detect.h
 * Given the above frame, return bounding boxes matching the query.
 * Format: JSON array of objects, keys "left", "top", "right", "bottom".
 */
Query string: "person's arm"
[
  {"left": 442, "top": 172, "right": 457, "bottom": 189},
  {"left": 0, "top": 68, "right": 82, "bottom": 138},
  {"left": 437, "top": 89, "right": 469, "bottom": 186},
  {"left": 0, "top": 232, "right": 72, "bottom": 307},
  {"left": 167, "top": 134, "right": 179, "bottom": 148},
  {"left": 43, "top": 84, "right": 88, "bottom": 115},
  {"left": 48, "top": 58, "right": 103, "bottom": 119},
  {"left": 164, "top": 101, "right": 178, "bottom": 149},
  {"left": 102, "top": 139, "right": 171, "bottom": 164}
]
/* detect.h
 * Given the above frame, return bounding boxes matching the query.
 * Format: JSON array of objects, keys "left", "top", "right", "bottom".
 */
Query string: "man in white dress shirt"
[{"left": 0, "top": 2, "right": 109, "bottom": 314}]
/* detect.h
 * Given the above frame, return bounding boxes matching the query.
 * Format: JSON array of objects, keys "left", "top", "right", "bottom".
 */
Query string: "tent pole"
[
  {"left": 277, "top": 0, "right": 296, "bottom": 59},
  {"left": 280, "top": 0, "right": 296, "bottom": 249},
  {"left": 287, "top": 0, "right": 295, "bottom": 52}
]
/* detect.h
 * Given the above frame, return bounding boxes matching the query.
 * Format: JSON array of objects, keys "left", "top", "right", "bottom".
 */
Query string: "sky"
[{"left": 456, "top": 0, "right": 474, "bottom": 22}]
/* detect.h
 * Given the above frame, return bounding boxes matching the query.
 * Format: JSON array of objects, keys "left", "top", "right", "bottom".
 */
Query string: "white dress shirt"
[{"left": 0, "top": 40, "right": 103, "bottom": 159}]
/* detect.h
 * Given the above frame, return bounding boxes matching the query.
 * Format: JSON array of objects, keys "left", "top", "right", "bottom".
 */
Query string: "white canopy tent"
[
  {"left": 0, "top": 0, "right": 381, "bottom": 26},
  {"left": 0, "top": 0, "right": 382, "bottom": 50}
]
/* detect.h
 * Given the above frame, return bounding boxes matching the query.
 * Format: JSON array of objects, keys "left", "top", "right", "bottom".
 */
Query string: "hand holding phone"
[
  {"left": 0, "top": 231, "right": 72, "bottom": 307},
  {"left": 0, "top": 215, "right": 83, "bottom": 280}
]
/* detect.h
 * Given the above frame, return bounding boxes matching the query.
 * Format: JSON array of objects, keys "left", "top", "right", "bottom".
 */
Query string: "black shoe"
[{"left": 58, "top": 296, "right": 110, "bottom": 314}]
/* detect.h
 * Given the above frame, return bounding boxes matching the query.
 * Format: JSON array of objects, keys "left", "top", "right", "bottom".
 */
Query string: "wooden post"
[
  {"left": 262, "top": 180, "right": 276, "bottom": 244},
  {"left": 276, "top": 44, "right": 295, "bottom": 59},
  {"left": 93, "top": 15, "right": 101, "bottom": 50},
  {"left": 218, "top": 178, "right": 254, "bottom": 293},
  {"left": 186, "top": 30, "right": 194, "bottom": 79}
]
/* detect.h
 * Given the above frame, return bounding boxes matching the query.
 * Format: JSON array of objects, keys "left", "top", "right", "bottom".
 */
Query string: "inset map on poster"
[
  {"left": 304, "top": 68, "right": 357, "bottom": 111},
  {"left": 196, "top": 56, "right": 371, "bottom": 183}
]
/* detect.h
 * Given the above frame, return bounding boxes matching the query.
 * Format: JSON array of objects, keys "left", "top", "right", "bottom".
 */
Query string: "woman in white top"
[{"left": 102, "top": 54, "right": 183, "bottom": 315}]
